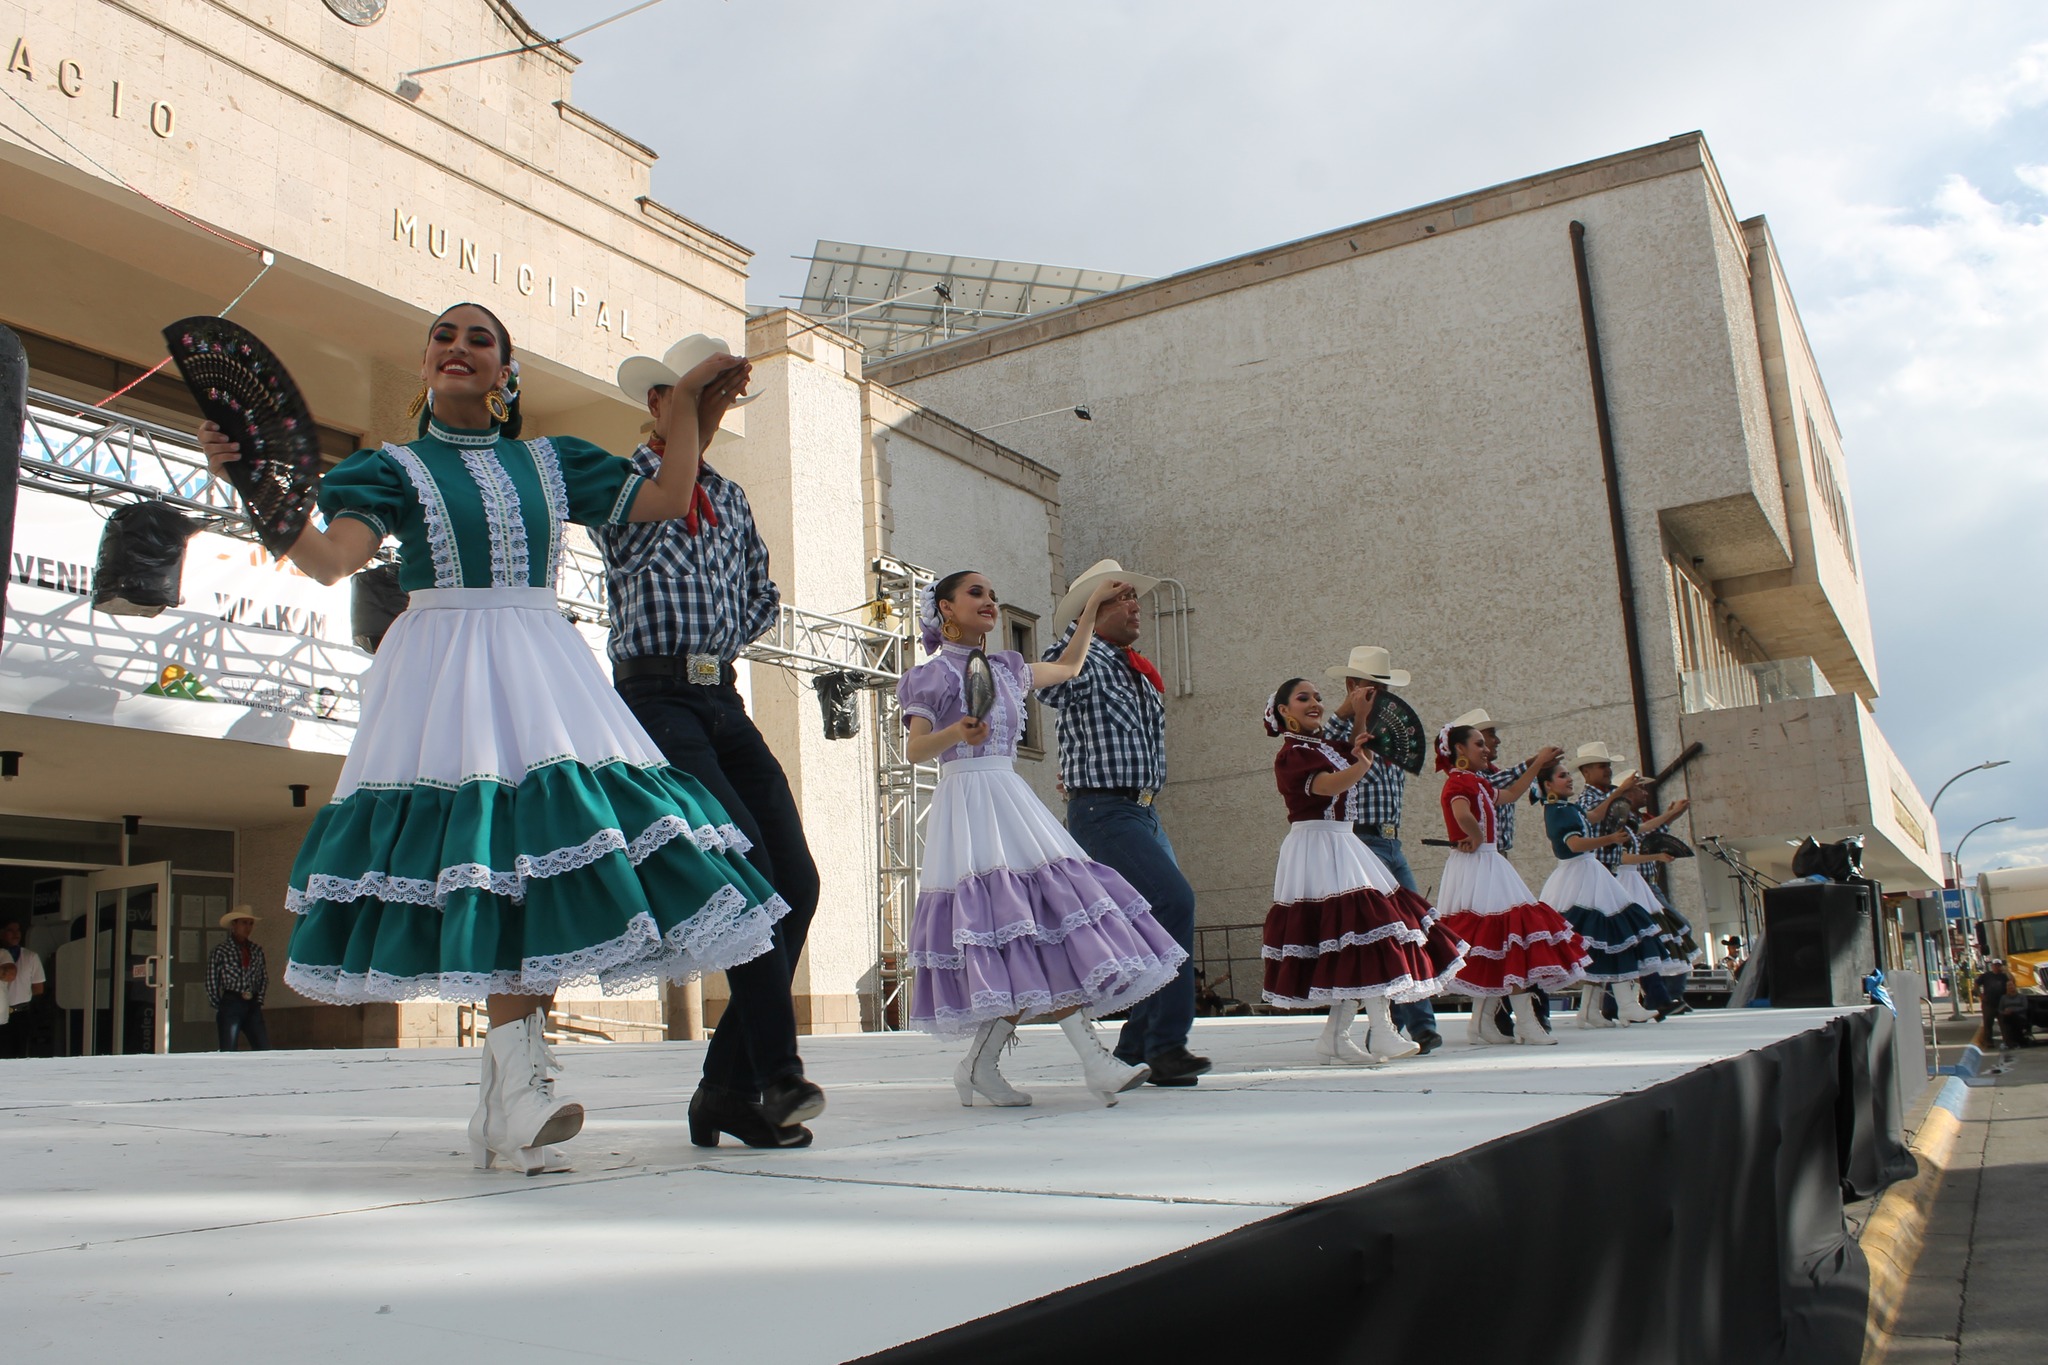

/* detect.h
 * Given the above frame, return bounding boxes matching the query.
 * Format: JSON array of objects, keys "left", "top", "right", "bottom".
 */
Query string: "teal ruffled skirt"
[{"left": 283, "top": 587, "right": 786, "bottom": 1003}]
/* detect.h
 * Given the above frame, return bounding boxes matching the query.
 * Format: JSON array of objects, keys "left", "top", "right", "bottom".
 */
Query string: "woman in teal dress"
[{"left": 199, "top": 303, "right": 777, "bottom": 1174}]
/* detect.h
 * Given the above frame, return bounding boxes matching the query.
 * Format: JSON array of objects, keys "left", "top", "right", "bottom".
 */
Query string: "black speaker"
[{"left": 1763, "top": 881, "right": 1877, "bottom": 1007}]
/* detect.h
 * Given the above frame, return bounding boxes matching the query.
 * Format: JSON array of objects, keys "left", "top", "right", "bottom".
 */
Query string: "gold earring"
[
  {"left": 1455, "top": 755, "right": 1472, "bottom": 771},
  {"left": 406, "top": 386, "right": 428, "bottom": 420},
  {"left": 486, "top": 389, "right": 510, "bottom": 423},
  {"left": 941, "top": 620, "right": 963, "bottom": 641}
]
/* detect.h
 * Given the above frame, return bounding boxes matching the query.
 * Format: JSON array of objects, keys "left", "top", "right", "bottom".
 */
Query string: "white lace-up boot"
[
  {"left": 1058, "top": 1013, "right": 1149, "bottom": 1104},
  {"left": 1615, "top": 979, "right": 1657, "bottom": 1024},
  {"left": 478, "top": 1010, "right": 582, "bottom": 1174},
  {"left": 1314, "top": 1000, "right": 1378, "bottom": 1065},
  {"left": 1474, "top": 995, "right": 1515, "bottom": 1045},
  {"left": 955, "top": 1018, "right": 1032, "bottom": 1107},
  {"left": 467, "top": 1040, "right": 497, "bottom": 1166},
  {"left": 1510, "top": 992, "right": 1558, "bottom": 1045},
  {"left": 1363, "top": 997, "right": 1421, "bottom": 1061}
]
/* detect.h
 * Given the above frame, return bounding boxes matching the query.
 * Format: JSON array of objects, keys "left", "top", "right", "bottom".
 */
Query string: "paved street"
[{"left": 1883, "top": 1033, "right": 2046, "bottom": 1364}]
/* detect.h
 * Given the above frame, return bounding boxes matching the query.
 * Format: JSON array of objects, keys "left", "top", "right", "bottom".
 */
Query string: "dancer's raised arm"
[{"left": 1030, "top": 580, "right": 1127, "bottom": 688}]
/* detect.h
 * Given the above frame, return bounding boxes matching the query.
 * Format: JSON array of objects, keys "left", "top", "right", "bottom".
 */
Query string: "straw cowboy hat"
[
  {"left": 1054, "top": 558, "right": 1159, "bottom": 627},
  {"left": 1575, "top": 741, "right": 1627, "bottom": 769},
  {"left": 1325, "top": 646, "right": 1410, "bottom": 689},
  {"left": 1450, "top": 708, "right": 1494, "bottom": 730},
  {"left": 617, "top": 334, "right": 758, "bottom": 408},
  {"left": 219, "top": 905, "right": 259, "bottom": 928}
]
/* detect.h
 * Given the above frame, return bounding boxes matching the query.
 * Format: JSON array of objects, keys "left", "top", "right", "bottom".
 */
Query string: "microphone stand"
[{"left": 1700, "top": 836, "right": 1777, "bottom": 957}]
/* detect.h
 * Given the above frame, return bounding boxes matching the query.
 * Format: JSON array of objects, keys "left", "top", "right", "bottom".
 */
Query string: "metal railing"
[{"left": 20, "top": 388, "right": 246, "bottom": 532}]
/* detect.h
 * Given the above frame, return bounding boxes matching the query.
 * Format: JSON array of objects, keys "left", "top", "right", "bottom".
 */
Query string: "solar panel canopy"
[{"left": 789, "top": 240, "right": 1150, "bottom": 360}]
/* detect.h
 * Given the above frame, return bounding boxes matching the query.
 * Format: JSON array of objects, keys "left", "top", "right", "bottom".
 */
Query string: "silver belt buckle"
[
  {"left": 687, "top": 653, "right": 722, "bottom": 686},
  {"left": 1138, "top": 788, "right": 1156, "bottom": 807}
]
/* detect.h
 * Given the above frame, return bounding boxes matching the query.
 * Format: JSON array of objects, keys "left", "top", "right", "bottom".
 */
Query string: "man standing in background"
[
  {"left": 207, "top": 907, "right": 270, "bottom": 1052},
  {"left": 0, "top": 919, "right": 46, "bottom": 1058}
]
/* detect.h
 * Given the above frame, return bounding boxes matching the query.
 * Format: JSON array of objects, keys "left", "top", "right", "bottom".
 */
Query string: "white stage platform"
[{"left": 2, "top": 1009, "right": 1856, "bottom": 1362}]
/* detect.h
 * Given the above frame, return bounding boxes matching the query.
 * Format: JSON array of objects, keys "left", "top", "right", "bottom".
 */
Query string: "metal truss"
[
  {"left": 869, "top": 555, "right": 937, "bottom": 1028},
  {"left": 19, "top": 389, "right": 246, "bottom": 533}
]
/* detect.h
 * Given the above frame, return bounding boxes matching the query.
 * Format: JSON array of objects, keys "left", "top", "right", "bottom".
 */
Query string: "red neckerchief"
[
  {"left": 682, "top": 482, "right": 720, "bottom": 536},
  {"left": 648, "top": 436, "right": 720, "bottom": 536},
  {"left": 1099, "top": 636, "right": 1165, "bottom": 693},
  {"left": 237, "top": 941, "right": 252, "bottom": 970}
]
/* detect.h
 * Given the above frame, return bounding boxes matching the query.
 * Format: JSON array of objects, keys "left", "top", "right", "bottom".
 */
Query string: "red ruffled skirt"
[
  {"left": 1263, "top": 823, "right": 1467, "bottom": 1007},
  {"left": 1436, "top": 844, "right": 1590, "bottom": 996}
]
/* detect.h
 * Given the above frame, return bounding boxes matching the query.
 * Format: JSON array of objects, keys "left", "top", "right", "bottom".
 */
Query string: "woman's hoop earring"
[
  {"left": 486, "top": 389, "right": 510, "bottom": 424},
  {"left": 1455, "top": 756, "right": 1472, "bottom": 771},
  {"left": 406, "top": 386, "right": 428, "bottom": 420},
  {"left": 941, "top": 620, "right": 963, "bottom": 642}
]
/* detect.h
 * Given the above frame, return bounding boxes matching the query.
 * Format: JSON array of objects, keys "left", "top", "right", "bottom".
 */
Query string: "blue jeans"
[
  {"left": 216, "top": 997, "right": 271, "bottom": 1051},
  {"left": 1358, "top": 832, "right": 1439, "bottom": 1038},
  {"left": 1065, "top": 793, "right": 1196, "bottom": 1063}
]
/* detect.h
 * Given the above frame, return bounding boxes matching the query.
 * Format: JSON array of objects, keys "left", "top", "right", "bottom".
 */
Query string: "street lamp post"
[
  {"left": 1921, "top": 761, "right": 2007, "bottom": 1015},
  {"left": 1945, "top": 815, "right": 2015, "bottom": 1018}
]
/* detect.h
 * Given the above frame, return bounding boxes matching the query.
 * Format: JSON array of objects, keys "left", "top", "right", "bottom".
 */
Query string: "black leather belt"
[
  {"left": 1067, "top": 786, "right": 1157, "bottom": 806},
  {"left": 613, "top": 654, "right": 737, "bottom": 687},
  {"left": 1354, "top": 822, "right": 1401, "bottom": 840}
]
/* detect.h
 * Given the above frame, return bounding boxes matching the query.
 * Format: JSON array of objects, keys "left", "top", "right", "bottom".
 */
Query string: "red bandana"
[
  {"left": 682, "top": 481, "right": 720, "bottom": 536},
  {"left": 1103, "top": 638, "right": 1165, "bottom": 693}
]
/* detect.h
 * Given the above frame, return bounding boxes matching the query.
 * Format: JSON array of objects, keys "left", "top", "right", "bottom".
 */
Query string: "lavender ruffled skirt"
[{"left": 908, "top": 755, "right": 1187, "bottom": 1035}]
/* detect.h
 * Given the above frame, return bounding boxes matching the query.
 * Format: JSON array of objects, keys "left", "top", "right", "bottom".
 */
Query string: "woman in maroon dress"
[{"left": 1261, "top": 679, "right": 1465, "bottom": 1064}]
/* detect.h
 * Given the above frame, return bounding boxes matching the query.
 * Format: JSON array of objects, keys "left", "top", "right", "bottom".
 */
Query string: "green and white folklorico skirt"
[{"left": 283, "top": 586, "right": 787, "bottom": 1004}]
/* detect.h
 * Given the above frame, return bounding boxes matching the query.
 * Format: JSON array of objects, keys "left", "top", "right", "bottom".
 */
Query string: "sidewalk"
[{"left": 1881, "top": 1035, "right": 2047, "bottom": 1363}]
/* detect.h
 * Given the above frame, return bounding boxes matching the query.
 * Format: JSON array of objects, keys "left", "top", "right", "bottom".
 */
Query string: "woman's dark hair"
[
  {"left": 1445, "top": 724, "right": 1479, "bottom": 754},
  {"left": 1530, "top": 756, "right": 1568, "bottom": 804},
  {"left": 1272, "top": 677, "right": 1310, "bottom": 716},
  {"left": 932, "top": 569, "right": 982, "bottom": 606},
  {"left": 420, "top": 302, "right": 522, "bottom": 439}
]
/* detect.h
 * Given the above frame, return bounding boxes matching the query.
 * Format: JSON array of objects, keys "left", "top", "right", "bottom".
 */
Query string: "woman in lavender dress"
[{"left": 900, "top": 570, "right": 1187, "bottom": 1107}]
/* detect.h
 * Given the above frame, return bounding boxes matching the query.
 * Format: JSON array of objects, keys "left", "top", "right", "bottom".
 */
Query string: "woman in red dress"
[
  {"left": 1261, "top": 679, "right": 1466, "bottom": 1064},
  {"left": 1433, "top": 725, "right": 1590, "bottom": 1046}
]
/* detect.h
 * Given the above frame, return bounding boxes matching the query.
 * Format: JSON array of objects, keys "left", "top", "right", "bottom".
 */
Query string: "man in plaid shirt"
[
  {"left": 591, "top": 344, "right": 824, "bottom": 1147},
  {"left": 207, "top": 908, "right": 270, "bottom": 1051},
  {"left": 1041, "top": 562, "right": 1210, "bottom": 1087},
  {"left": 1572, "top": 743, "right": 1641, "bottom": 871}
]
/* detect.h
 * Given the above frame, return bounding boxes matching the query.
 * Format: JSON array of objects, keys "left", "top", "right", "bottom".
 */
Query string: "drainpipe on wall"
[{"left": 1567, "top": 222, "right": 1657, "bottom": 780}]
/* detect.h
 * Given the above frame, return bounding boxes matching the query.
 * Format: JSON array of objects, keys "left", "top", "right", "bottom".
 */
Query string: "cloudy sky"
[{"left": 521, "top": 0, "right": 2047, "bottom": 872}]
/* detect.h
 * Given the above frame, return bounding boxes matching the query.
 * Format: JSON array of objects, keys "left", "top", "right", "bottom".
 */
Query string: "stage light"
[
  {"left": 1074, "top": 406, "right": 1092, "bottom": 421},
  {"left": 973, "top": 404, "right": 1097, "bottom": 435},
  {"left": 123, "top": 815, "right": 140, "bottom": 836},
  {"left": 289, "top": 784, "right": 310, "bottom": 809},
  {"left": 92, "top": 501, "right": 199, "bottom": 617},
  {"left": 0, "top": 751, "right": 19, "bottom": 781}
]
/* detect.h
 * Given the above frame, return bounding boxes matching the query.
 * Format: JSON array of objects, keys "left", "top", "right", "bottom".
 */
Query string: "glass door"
[{"left": 82, "top": 863, "right": 173, "bottom": 1056}]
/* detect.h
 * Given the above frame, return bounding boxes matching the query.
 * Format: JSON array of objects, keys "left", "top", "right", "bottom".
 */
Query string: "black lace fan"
[
  {"left": 1364, "top": 691, "right": 1427, "bottom": 776},
  {"left": 163, "top": 317, "right": 322, "bottom": 557},
  {"left": 964, "top": 648, "right": 997, "bottom": 721},
  {"left": 1642, "top": 830, "right": 1696, "bottom": 860}
]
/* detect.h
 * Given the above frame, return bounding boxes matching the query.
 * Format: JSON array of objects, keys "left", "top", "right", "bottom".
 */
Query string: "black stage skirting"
[{"left": 858, "top": 1008, "right": 1914, "bottom": 1365}]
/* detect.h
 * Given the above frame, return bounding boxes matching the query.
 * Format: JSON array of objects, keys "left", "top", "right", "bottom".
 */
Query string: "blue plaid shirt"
[
  {"left": 1576, "top": 785, "right": 1628, "bottom": 869},
  {"left": 1485, "top": 760, "right": 1532, "bottom": 852},
  {"left": 587, "top": 454, "right": 779, "bottom": 663},
  {"left": 206, "top": 939, "right": 266, "bottom": 1008},
  {"left": 1038, "top": 624, "right": 1166, "bottom": 791},
  {"left": 1322, "top": 715, "right": 1406, "bottom": 831}
]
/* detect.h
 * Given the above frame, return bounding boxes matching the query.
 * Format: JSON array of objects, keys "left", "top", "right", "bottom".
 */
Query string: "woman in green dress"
[{"left": 199, "top": 303, "right": 782, "bottom": 1174}]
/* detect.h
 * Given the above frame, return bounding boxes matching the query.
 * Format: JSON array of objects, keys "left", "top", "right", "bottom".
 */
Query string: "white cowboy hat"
[
  {"left": 617, "top": 334, "right": 757, "bottom": 409},
  {"left": 1054, "top": 558, "right": 1159, "bottom": 627},
  {"left": 1451, "top": 707, "right": 1494, "bottom": 730},
  {"left": 220, "top": 906, "right": 259, "bottom": 928},
  {"left": 1575, "top": 741, "right": 1627, "bottom": 769},
  {"left": 1325, "top": 646, "right": 1410, "bottom": 689}
]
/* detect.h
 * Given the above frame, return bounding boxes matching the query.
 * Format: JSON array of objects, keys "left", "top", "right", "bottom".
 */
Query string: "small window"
[{"left": 1002, "top": 606, "right": 1045, "bottom": 759}]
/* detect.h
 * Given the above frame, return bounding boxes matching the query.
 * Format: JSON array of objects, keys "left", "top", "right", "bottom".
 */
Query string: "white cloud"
[{"left": 1955, "top": 40, "right": 2048, "bottom": 126}]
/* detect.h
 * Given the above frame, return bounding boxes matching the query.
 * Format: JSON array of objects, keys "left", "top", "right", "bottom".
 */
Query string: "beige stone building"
[
  {"left": 871, "top": 135, "right": 1942, "bottom": 981},
  {"left": 0, "top": 0, "right": 1059, "bottom": 1052}
]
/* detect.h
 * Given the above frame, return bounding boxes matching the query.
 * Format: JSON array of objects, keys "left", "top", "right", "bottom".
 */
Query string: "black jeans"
[
  {"left": 216, "top": 997, "right": 271, "bottom": 1051},
  {"left": 617, "top": 676, "right": 820, "bottom": 1097}
]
